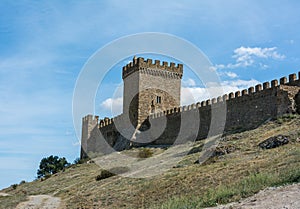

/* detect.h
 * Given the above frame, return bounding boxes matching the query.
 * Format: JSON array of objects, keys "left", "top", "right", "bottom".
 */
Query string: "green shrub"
[
  {"left": 11, "top": 184, "right": 18, "bottom": 190},
  {"left": 37, "top": 155, "right": 70, "bottom": 178},
  {"left": 276, "top": 114, "right": 298, "bottom": 124},
  {"left": 19, "top": 180, "right": 26, "bottom": 185},
  {"left": 95, "top": 170, "right": 115, "bottom": 181},
  {"left": 138, "top": 148, "right": 153, "bottom": 158},
  {"left": 73, "top": 157, "right": 89, "bottom": 165},
  {"left": 187, "top": 144, "right": 204, "bottom": 155}
]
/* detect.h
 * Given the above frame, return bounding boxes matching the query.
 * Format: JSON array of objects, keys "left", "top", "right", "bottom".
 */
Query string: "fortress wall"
[
  {"left": 296, "top": 91, "right": 300, "bottom": 114},
  {"left": 149, "top": 112, "right": 181, "bottom": 145},
  {"left": 149, "top": 104, "right": 212, "bottom": 144},
  {"left": 278, "top": 84, "right": 300, "bottom": 114},
  {"left": 149, "top": 108, "right": 203, "bottom": 145},
  {"left": 99, "top": 122, "right": 118, "bottom": 148},
  {"left": 80, "top": 115, "right": 99, "bottom": 158},
  {"left": 224, "top": 87, "right": 279, "bottom": 132},
  {"left": 148, "top": 79, "right": 299, "bottom": 145},
  {"left": 81, "top": 116, "right": 121, "bottom": 158},
  {"left": 81, "top": 72, "right": 300, "bottom": 157}
]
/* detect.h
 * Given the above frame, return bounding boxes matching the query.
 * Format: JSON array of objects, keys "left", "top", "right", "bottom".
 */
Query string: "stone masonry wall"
[
  {"left": 81, "top": 115, "right": 99, "bottom": 158},
  {"left": 81, "top": 72, "right": 300, "bottom": 158},
  {"left": 147, "top": 73, "right": 300, "bottom": 145},
  {"left": 137, "top": 70, "right": 181, "bottom": 125},
  {"left": 123, "top": 57, "right": 182, "bottom": 127}
]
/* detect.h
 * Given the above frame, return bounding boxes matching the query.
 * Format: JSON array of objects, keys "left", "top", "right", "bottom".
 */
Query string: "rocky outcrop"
[
  {"left": 258, "top": 135, "right": 289, "bottom": 149},
  {"left": 295, "top": 90, "right": 300, "bottom": 114}
]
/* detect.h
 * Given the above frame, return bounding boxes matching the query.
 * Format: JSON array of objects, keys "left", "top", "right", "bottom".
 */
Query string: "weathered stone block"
[
  {"left": 255, "top": 84, "right": 262, "bottom": 92},
  {"left": 271, "top": 79, "right": 278, "bottom": 87},
  {"left": 289, "top": 73, "right": 296, "bottom": 82},
  {"left": 280, "top": 77, "right": 287, "bottom": 85},
  {"left": 263, "top": 82, "right": 270, "bottom": 89}
]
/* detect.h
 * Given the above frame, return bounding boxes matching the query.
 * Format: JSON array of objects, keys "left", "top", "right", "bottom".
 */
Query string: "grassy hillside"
[{"left": 1, "top": 114, "right": 300, "bottom": 209}]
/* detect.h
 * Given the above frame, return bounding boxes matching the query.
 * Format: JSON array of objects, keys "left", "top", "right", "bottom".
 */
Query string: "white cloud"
[
  {"left": 101, "top": 97, "right": 123, "bottom": 115},
  {"left": 218, "top": 71, "right": 238, "bottom": 79},
  {"left": 181, "top": 79, "right": 260, "bottom": 106},
  {"left": 215, "top": 46, "right": 285, "bottom": 70},
  {"left": 214, "top": 64, "right": 225, "bottom": 70},
  {"left": 233, "top": 46, "right": 285, "bottom": 63},
  {"left": 259, "top": 63, "right": 269, "bottom": 69},
  {"left": 182, "top": 78, "right": 196, "bottom": 87},
  {"left": 221, "top": 79, "right": 260, "bottom": 88},
  {"left": 225, "top": 71, "right": 238, "bottom": 78},
  {"left": 181, "top": 87, "right": 208, "bottom": 105}
]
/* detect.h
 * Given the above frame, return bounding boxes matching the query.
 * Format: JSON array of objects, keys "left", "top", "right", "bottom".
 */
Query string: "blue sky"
[{"left": 0, "top": 0, "right": 300, "bottom": 189}]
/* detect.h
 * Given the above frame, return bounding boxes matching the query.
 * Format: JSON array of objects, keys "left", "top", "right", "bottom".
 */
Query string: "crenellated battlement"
[
  {"left": 82, "top": 114, "right": 99, "bottom": 122},
  {"left": 149, "top": 71, "right": 300, "bottom": 120},
  {"left": 99, "top": 117, "right": 114, "bottom": 128},
  {"left": 95, "top": 72, "right": 300, "bottom": 125},
  {"left": 84, "top": 114, "right": 123, "bottom": 129},
  {"left": 81, "top": 58, "right": 300, "bottom": 158},
  {"left": 122, "top": 56, "right": 183, "bottom": 79}
]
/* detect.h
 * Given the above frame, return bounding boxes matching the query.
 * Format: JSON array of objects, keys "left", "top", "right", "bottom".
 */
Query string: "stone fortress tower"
[
  {"left": 81, "top": 56, "right": 300, "bottom": 159},
  {"left": 122, "top": 56, "right": 183, "bottom": 128}
]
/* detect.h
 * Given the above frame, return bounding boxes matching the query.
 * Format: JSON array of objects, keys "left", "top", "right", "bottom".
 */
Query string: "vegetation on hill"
[
  {"left": 0, "top": 114, "right": 299, "bottom": 209},
  {"left": 37, "top": 155, "right": 70, "bottom": 179}
]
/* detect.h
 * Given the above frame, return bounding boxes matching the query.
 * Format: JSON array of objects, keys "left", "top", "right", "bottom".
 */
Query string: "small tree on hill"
[{"left": 37, "top": 155, "right": 70, "bottom": 178}]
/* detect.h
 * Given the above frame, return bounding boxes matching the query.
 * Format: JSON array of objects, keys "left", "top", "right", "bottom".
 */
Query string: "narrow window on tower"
[{"left": 156, "top": 96, "right": 161, "bottom": 104}]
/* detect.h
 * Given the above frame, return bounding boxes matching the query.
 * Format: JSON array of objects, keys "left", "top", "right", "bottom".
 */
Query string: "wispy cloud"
[
  {"left": 233, "top": 46, "right": 285, "bottom": 65},
  {"left": 216, "top": 46, "right": 285, "bottom": 70},
  {"left": 181, "top": 78, "right": 260, "bottom": 105},
  {"left": 182, "top": 78, "right": 196, "bottom": 87},
  {"left": 100, "top": 97, "right": 123, "bottom": 116},
  {"left": 217, "top": 71, "right": 238, "bottom": 79}
]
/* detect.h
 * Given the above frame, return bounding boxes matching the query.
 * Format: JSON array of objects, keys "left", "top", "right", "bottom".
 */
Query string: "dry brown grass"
[{"left": 1, "top": 115, "right": 299, "bottom": 209}]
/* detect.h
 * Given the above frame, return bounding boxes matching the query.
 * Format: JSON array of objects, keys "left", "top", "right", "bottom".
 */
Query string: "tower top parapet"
[{"left": 122, "top": 57, "right": 183, "bottom": 79}]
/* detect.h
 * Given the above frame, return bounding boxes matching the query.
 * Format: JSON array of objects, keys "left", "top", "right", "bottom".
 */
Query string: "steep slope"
[{"left": 1, "top": 115, "right": 300, "bottom": 209}]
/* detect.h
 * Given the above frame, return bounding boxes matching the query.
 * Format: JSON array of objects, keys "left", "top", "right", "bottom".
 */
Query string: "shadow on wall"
[
  {"left": 81, "top": 72, "right": 300, "bottom": 159},
  {"left": 296, "top": 90, "right": 300, "bottom": 114}
]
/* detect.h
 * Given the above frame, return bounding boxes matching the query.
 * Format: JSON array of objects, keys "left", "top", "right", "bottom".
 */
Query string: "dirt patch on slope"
[
  {"left": 207, "top": 183, "right": 300, "bottom": 209},
  {"left": 16, "top": 195, "right": 61, "bottom": 209}
]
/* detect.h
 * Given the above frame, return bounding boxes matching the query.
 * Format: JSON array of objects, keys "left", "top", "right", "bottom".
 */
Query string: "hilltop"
[{"left": 1, "top": 114, "right": 300, "bottom": 209}]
